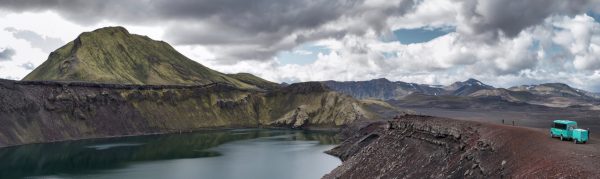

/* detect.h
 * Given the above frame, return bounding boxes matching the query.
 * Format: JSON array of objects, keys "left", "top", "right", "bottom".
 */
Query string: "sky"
[{"left": 1, "top": 0, "right": 600, "bottom": 91}]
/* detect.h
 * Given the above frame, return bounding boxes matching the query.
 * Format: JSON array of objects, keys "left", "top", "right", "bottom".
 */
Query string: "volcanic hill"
[{"left": 23, "top": 27, "right": 255, "bottom": 88}]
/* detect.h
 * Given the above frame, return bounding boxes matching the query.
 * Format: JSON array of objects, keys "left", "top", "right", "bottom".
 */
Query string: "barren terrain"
[{"left": 325, "top": 115, "right": 600, "bottom": 178}]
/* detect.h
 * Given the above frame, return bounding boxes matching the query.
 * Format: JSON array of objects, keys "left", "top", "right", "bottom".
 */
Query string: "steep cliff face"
[
  {"left": 266, "top": 83, "right": 382, "bottom": 128},
  {"left": 324, "top": 115, "right": 600, "bottom": 178},
  {"left": 0, "top": 80, "right": 404, "bottom": 147}
]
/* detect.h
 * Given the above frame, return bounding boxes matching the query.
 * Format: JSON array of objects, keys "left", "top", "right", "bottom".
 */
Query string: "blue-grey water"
[{"left": 0, "top": 129, "right": 341, "bottom": 179}]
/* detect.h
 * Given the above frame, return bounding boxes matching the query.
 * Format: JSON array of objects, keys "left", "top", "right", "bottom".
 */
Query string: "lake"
[{"left": 0, "top": 129, "right": 341, "bottom": 179}]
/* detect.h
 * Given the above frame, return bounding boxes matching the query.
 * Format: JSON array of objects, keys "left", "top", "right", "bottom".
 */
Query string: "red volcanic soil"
[{"left": 324, "top": 115, "right": 600, "bottom": 178}]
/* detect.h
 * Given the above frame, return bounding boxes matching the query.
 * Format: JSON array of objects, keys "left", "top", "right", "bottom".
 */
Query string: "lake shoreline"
[{"left": 0, "top": 126, "right": 341, "bottom": 149}]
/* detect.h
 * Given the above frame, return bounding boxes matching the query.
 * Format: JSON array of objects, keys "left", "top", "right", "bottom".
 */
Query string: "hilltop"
[{"left": 23, "top": 27, "right": 257, "bottom": 89}]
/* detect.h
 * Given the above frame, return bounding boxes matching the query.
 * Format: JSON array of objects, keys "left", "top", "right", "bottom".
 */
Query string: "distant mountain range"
[
  {"left": 322, "top": 78, "right": 600, "bottom": 109},
  {"left": 322, "top": 78, "right": 496, "bottom": 99}
]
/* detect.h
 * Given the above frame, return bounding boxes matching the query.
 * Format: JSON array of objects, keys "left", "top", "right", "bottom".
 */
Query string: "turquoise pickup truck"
[{"left": 550, "top": 120, "right": 589, "bottom": 144}]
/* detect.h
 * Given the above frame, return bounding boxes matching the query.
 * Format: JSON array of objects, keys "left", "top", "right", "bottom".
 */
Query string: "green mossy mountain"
[
  {"left": 226, "top": 73, "right": 280, "bottom": 90},
  {"left": 23, "top": 27, "right": 255, "bottom": 89}
]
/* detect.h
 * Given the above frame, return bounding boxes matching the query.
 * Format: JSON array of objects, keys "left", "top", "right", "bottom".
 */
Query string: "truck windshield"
[{"left": 554, "top": 123, "right": 567, "bottom": 130}]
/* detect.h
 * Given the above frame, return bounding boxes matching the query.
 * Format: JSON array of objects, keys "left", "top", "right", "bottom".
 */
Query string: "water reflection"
[{"left": 0, "top": 129, "right": 339, "bottom": 179}]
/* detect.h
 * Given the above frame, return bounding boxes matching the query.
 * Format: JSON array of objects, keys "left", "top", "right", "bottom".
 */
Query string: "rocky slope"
[
  {"left": 509, "top": 83, "right": 593, "bottom": 98},
  {"left": 447, "top": 78, "right": 494, "bottom": 96},
  {"left": 467, "top": 88, "right": 537, "bottom": 103},
  {"left": 324, "top": 115, "right": 600, "bottom": 178},
  {"left": 0, "top": 79, "right": 405, "bottom": 147},
  {"left": 23, "top": 27, "right": 256, "bottom": 89},
  {"left": 389, "top": 93, "right": 539, "bottom": 110},
  {"left": 321, "top": 78, "right": 445, "bottom": 100}
]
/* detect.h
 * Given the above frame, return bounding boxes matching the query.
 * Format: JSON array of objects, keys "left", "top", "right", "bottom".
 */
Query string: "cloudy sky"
[{"left": 1, "top": 0, "right": 600, "bottom": 91}]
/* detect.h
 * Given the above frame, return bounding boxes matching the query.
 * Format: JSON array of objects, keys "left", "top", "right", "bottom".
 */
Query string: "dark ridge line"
[{"left": 0, "top": 79, "right": 330, "bottom": 94}]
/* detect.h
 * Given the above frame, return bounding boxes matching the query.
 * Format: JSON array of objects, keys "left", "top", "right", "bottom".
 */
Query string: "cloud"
[
  {"left": 0, "top": 0, "right": 417, "bottom": 62},
  {"left": 4, "top": 27, "right": 64, "bottom": 52},
  {"left": 0, "top": 23, "right": 51, "bottom": 79},
  {"left": 292, "top": 50, "right": 313, "bottom": 55},
  {"left": 454, "top": 0, "right": 592, "bottom": 42},
  {"left": 0, "top": 0, "right": 592, "bottom": 63},
  {"left": 158, "top": 0, "right": 418, "bottom": 62},
  {"left": 20, "top": 62, "right": 35, "bottom": 70},
  {"left": 197, "top": 14, "right": 600, "bottom": 92},
  {"left": 0, "top": 47, "right": 16, "bottom": 61},
  {"left": 550, "top": 15, "right": 600, "bottom": 71}
]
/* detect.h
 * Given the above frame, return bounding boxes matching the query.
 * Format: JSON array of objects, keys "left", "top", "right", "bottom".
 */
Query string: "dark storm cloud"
[
  {"left": 0, "top": 0, "right": 150, "bottom": 25},
  {"left": 160, "top": 0, "right": 359, "bottom": 36},
  {"left": 0, "top": 0, "right": 419, "bottom": 62},
  {"left": 156, "top": 0, "right": 417, "bottom": 62},
  {"left": 0, "top": 0, "right": 362, "bottom": 43},
  {"left": 0, "top": 48, "right": 16, "bottom": 61},
  {"left": 4, "top": 27, "right": 65, "bottom": 53},
  {"left": 0, "top": 0, "right": 336, "bottom": 61},
  {"left": 457, "top": 0, "right": 592, "bottom": 41}
]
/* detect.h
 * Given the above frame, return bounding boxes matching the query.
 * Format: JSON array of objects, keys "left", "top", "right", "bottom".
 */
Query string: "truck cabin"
[{"left": 552, "top": 120, "right": 577, "bottom": 131}]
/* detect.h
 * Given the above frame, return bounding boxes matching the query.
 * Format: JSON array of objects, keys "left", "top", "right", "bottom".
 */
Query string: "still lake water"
[{"left": 0, "top": 129, "right": 341, "bottom": 179}]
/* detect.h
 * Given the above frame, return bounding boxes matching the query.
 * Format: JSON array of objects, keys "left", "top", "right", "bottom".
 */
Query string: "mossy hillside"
[
  {"left": 226, "top": 73, "right": 280, "bottom": 90},
  {"left": 123, "top": 88, "right": 262, "bottom": 129},
  {"left": 23, "top": 27, "right": 254, "bottom": 89}
]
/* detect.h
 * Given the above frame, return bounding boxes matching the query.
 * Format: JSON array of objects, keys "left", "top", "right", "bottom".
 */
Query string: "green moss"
[
  {"left": 226, "top": 73, "right": 280, "bottom": 90},
  {"left": 23, "top": 27, "right": 257, "bottom": 89}
]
